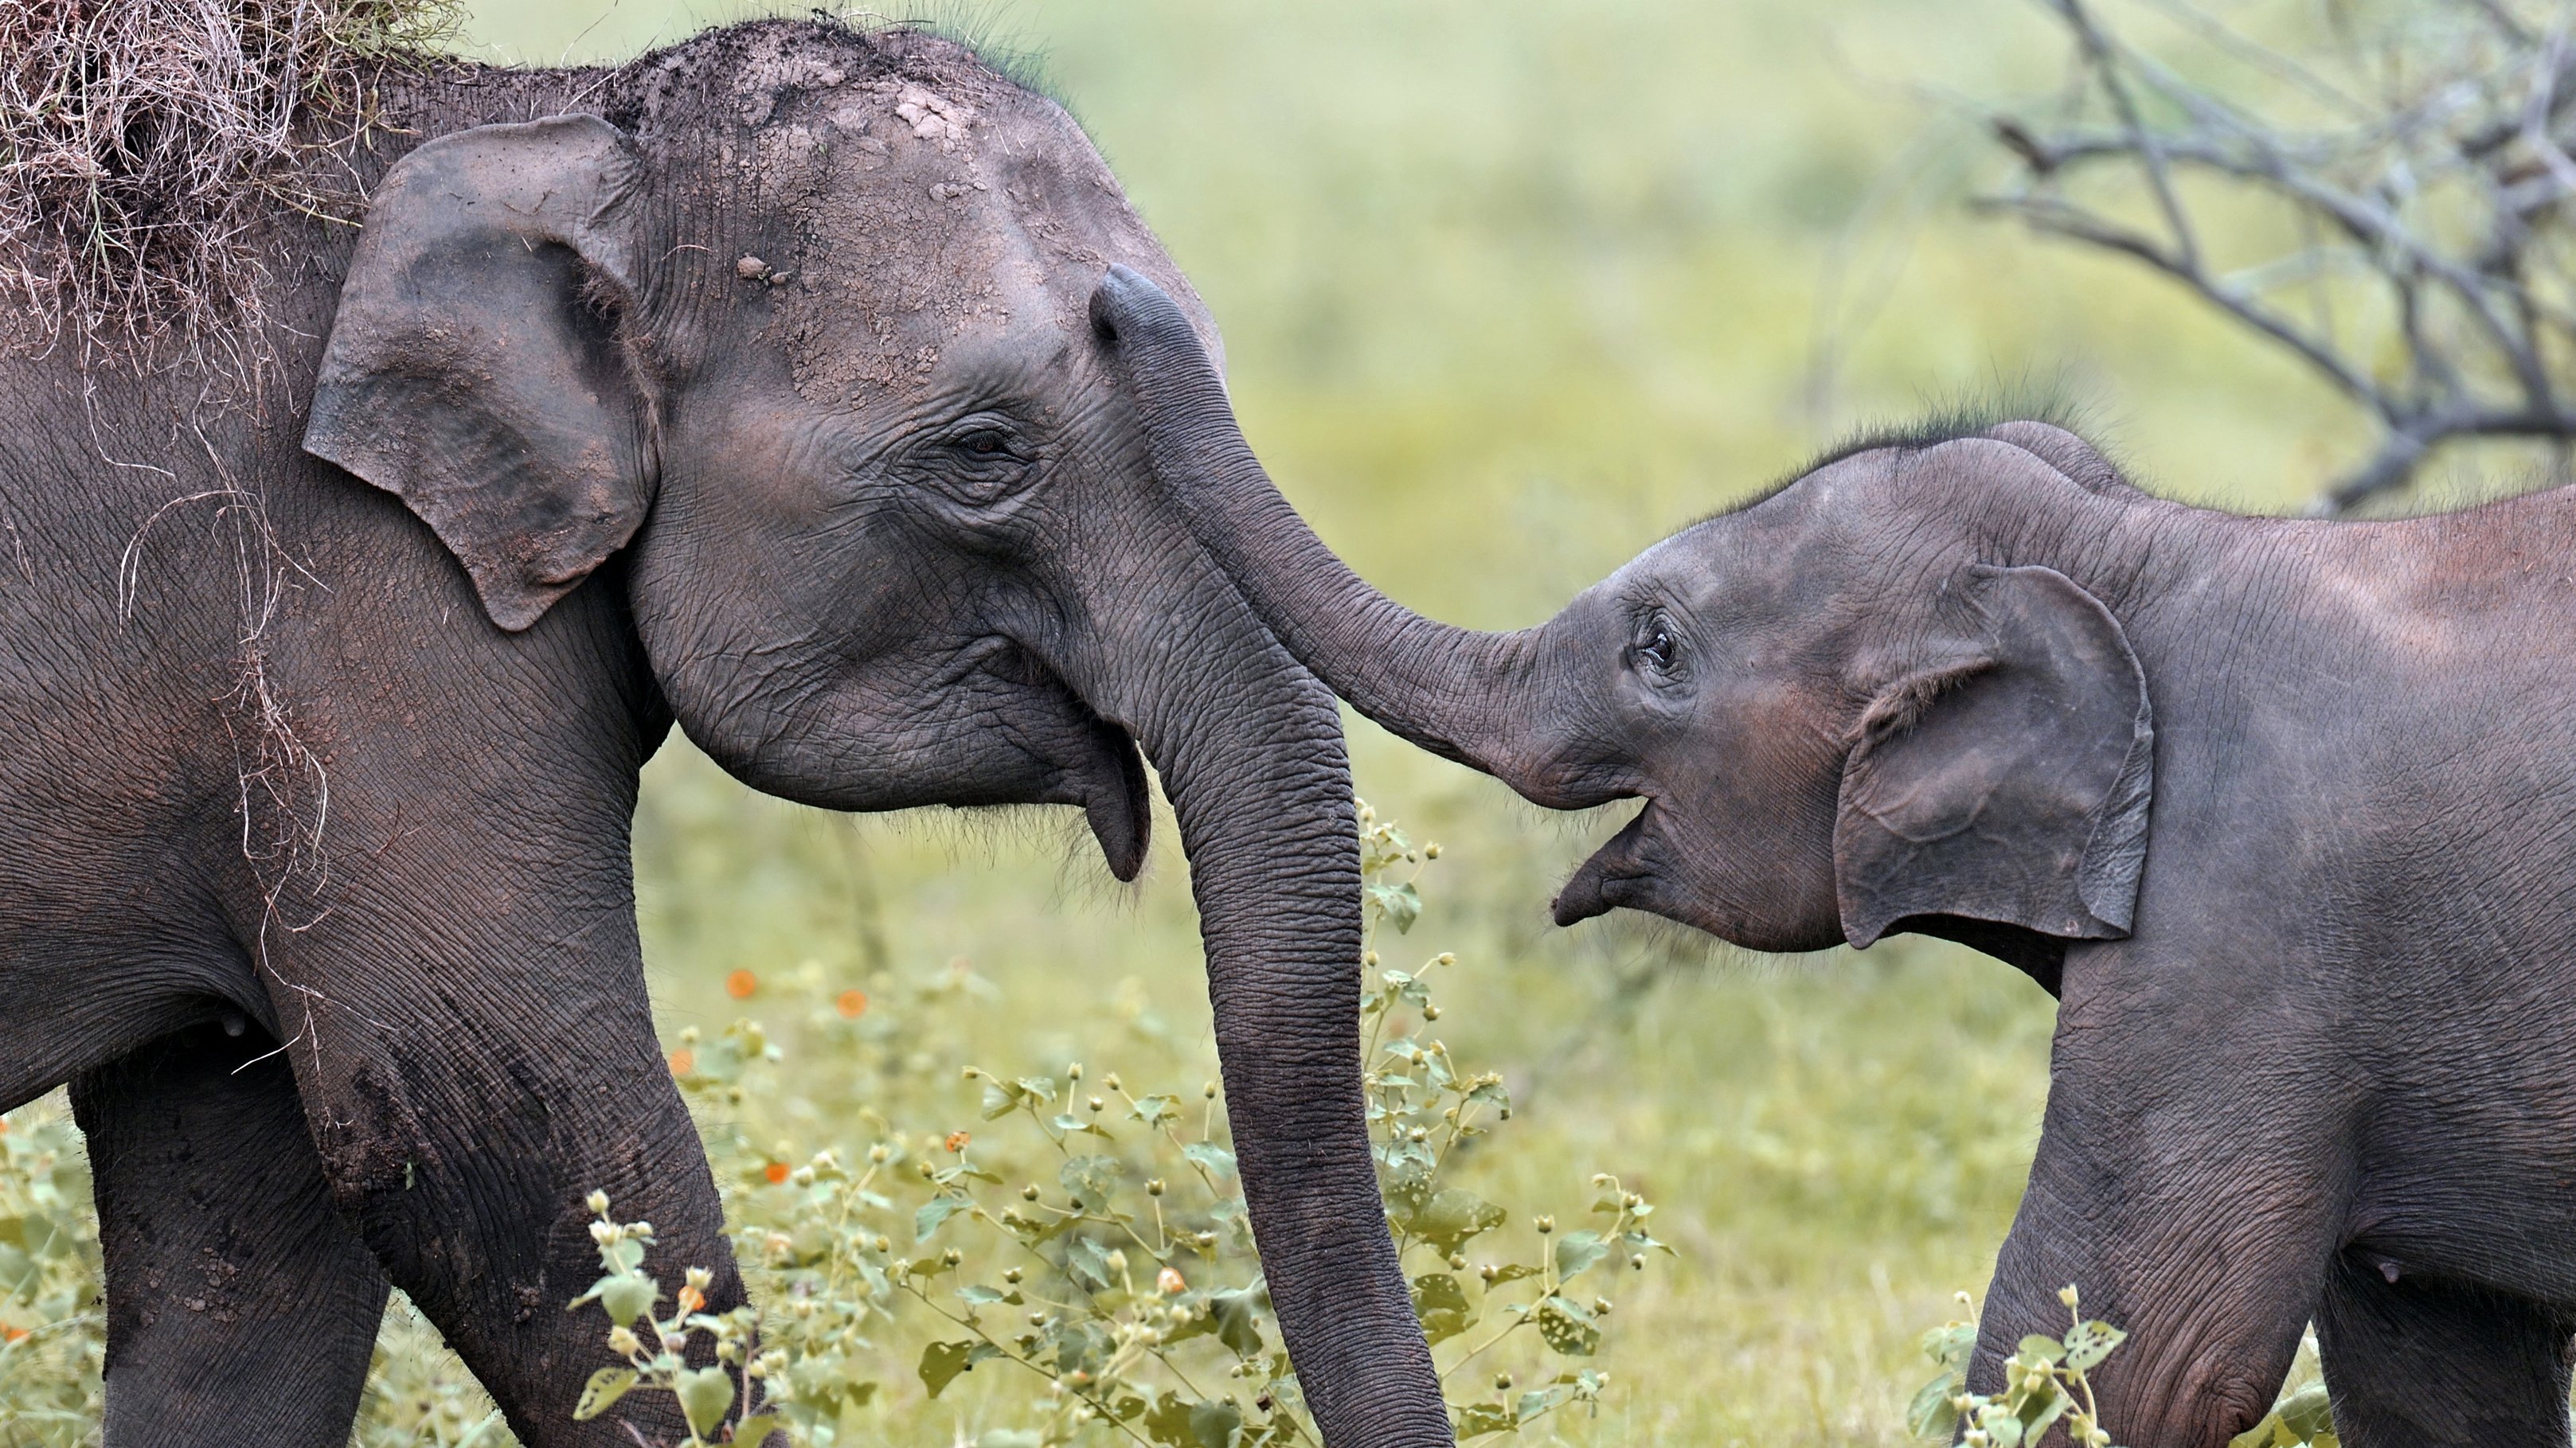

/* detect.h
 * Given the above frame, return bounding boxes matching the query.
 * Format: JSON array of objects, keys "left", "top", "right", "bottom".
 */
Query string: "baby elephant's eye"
[{"left": 1634, "top": 620, "right": 1678, "bottom": 672}]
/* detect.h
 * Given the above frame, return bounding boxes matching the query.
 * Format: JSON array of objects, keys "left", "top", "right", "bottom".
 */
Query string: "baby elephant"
[{"left": 1096, "top": 264, "right": 2576, "bottom": 1447}]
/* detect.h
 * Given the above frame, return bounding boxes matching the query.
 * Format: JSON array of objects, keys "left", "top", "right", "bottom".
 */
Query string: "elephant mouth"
[
  {"left": 1551, "top": 801, "right": 1661, "bottom": 926},
  {"left": 959, "top": 635, "right": 1152, "bottom": 881}
]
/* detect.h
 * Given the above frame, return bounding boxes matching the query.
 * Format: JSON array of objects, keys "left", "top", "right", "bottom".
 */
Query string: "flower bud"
[
  {"left": 584, "top": 1190, "right": 611, "bottom": 1216},
  {"left": 1492, "top": 1373, "right": 1513, "bottom": 1392},
  {"left": 2058, "top": 1284, "right": 2080, "bottom": 1309},
  {"left": 1593, "top": 1298, "right": 1612, "bottom": 1315},
  {"left": 589, "top": 1221, "right": 617, "bottom": 1245},
  {"left": 608, "top": 1326, "right": 641, "bottom": 1356},
  {"left": 1147, "top": 1179, "right": 1166, "bottom": 1196},
  {"left": 1203, "top": 1082, "right": 1219, "bottom": 1099},
  {"left": 1089, "top": 1096, "right": 1104, "bottom": 1113},
  {"left": 1424, "top": 1005, "right": 1441, "bottom": 1021},
  {"left": 1105, "top": 1073, "right": 1122, "bottom": 1091},
  {"left": 1536, "top": 1216, "right": 1554, "bottom": 1234},
  {"left": 1067, "top": 1062, "right": 1083, "bottom": 1080},
  {"left": 942, "top": 1248, "right": 964, "bottom": 1267},
  {"left": 1425, "top": 843, "right": 1442, "bottom": 859},
  {"left": 1022, "top": 1184, "right": 1041, "bottom": 1200}
]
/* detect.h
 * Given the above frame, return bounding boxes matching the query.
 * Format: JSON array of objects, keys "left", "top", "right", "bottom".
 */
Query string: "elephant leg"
[
  {"left": 1966, "top": 958, "right": 2348, "bottom": 1447},
  {"left": 261, "top": 911, "right": 737, "bottom": 1447},
  {"left": 2312, "top": 1251, "right": 2572, "bottom": 1447},
  {"left": 71, "top": 1021, "right": 389, "bottom": 1447}
]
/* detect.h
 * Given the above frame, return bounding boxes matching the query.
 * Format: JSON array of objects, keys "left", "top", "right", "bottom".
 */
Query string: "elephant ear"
[
  {"left": 304, "top": 114, "right": 655, "bottom": 631},
  {"left": 1835, "top": 564, "right": 2153, "bottom": 949}
]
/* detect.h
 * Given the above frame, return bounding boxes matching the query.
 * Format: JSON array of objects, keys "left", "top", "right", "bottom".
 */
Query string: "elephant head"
[
  {"left": 303, "top": 26, "right": 1446, "bottom": 1445},
  {"left": 1094, "top": 266, "right": 2154, "bottom": 990}
]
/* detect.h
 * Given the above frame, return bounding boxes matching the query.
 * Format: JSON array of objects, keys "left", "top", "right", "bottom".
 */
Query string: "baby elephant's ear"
[
  {"left": 304, "top": 114, "right": 655, "bottom": 631},
  {"left": 1835, "top": 564, "right": 2153, "bottom": 950}
]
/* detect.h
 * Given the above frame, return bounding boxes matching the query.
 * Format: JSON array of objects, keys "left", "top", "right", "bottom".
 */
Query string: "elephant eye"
[
  {"left": 1633, "top": 618, "right": 1679, "bottom": 673},
  {"left": 918, "top": 414, "right": 1040, "bottom": 511}
]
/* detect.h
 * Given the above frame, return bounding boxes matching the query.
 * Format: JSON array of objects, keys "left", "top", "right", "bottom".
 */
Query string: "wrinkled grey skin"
[
  {"left": 0, "top": 27, "right": 1448, "bottom": 1448},
  {"left": 1098, "top": 264, "right": 2576, "bottom": 1447}
]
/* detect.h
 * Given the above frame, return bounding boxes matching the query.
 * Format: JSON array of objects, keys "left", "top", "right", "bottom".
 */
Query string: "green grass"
[{"left": 9, "top": 0, "right": 2441, "bottom": 1441}]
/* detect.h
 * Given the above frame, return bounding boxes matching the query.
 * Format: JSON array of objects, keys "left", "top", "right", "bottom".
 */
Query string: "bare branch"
[{"left": 1977, "top": 0, "right": 2576, "bottom": 512}]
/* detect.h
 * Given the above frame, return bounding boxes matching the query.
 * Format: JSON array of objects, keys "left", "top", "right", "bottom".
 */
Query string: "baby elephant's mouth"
[{"left": 1551, "top": 801, "right": 1661, "bottom": 926}]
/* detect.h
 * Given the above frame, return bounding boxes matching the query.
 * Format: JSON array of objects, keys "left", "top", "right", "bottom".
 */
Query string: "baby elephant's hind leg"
[
  {"left": 2314, "top": 1249, "right": 2573, "bottom": 1448},
  {"left": 72, "top": 1022, "right": 389, "bottom": 1447}
]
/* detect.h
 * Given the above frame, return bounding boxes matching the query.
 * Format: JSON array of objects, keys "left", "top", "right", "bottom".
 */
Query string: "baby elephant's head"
[{"left": 1096, "top": 266, "right": 2156, "bottom": 964}]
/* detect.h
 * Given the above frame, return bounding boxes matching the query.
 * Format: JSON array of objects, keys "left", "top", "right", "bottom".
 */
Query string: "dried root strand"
[{"left": 0, "top": 0, "right": 461, "bottom": 373}]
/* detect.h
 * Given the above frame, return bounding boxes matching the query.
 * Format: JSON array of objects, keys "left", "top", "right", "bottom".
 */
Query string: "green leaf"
[
  {"left": 2276, "top": 1384, "right": 2336, "bottom": 1442},
  {"left": 1060, "top": 1154, "right": 1126, "bottom": 1209},
  {"left": 980, "top": 1081, "right": 1021, "bottom": 1119},
  {"left": 1182, "top": 1142, "right": 1237, "bottom": 1180},
  {"left": 1366, "top": 881, "right": 1421, "bottom": 932},
  {"left": 1065, "top": 1235, "right": 1119, "bottom": 1292},
  {"left": 1209, "top": 1285, "right": 1265, "bottom": 1357},
  {"left": 589, "top": 1273, "right": 659, "bottom": 1327},
  {"left": 1515, "top": 1384, "right": 1574, "bottom": 1423},
  {"left": 1920, "top": 1321, "right": 1976, "bottom": 1372},
  {"left": 1189, "top": 1399, "right": 1245, "bottom": 1448},
  {"left": 1534, "top": 1295, "right": 1600, "bottom": 1356},
  {"left": 1552, "top": 1230, "right": 1611, "bottom": 1280},
  {"left": 1409, "top": 1271, "right": 1475, "bottom": 1345},
  {"left": 919, "top": 1339, "right": 981, "bottom": 1399},
  {"left": 2016, "top": 1333, "right": 2066, "bottom": 1365},
  {"left": 733, "top": 1411, "right": 788, "bottom": 1446},
  {"left": 2062, "top": 1318, "right": 2127, "bottom": 1371},
  {"left": 1906, "top": 1372, "right": 1961, "bottom": 1439},
  {"left": 1410, "top": 1189, "right": 1507, "bottom": 1256},
  {"left": 1453, "top": 1403, "right": 1516, "bottom": 1439},
  {"left": 572, "top": 1367, "right": 636, "bottom": 1421},
  {"left": 674, "top": 1365, "right": 735, "bottom": 1439},
  {"left": 915, "top": 1195, "right": 969, "bottom": 1243},
  {"left": 1129, "top": 1095, "right": 1182, "bottom": 1126}
]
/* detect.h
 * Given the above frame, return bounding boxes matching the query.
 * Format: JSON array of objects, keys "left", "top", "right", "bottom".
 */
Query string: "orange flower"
[
  {"left": 675, "top": 1284, "right": 705, "bottom": 1317},
  {"left": 1, "top": 1325, "right": 26, "bottom": 1344},
  {"left": 668, "top": 1048, "right": 695, "bottom": 1077},
  {"left": 725, "top": 970, "right": 757, "bottom": 999},
  {"left": 1156, "top": 1267, "right": 1186, "bottom": 1296},
  {"left": 836, "top": 989, "right": 868, "bottom": 1018},
  {"left": 764, "top": 1161, "right": 790, "bottom": 1185},
  {"left": 944, "top": 1130, "right": 971, "bottom": 1153}
]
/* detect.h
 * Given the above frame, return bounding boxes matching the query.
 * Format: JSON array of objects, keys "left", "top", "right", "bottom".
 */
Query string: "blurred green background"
[{"left": 467, "top": 0, "right": 2363, "bottom": 1440}]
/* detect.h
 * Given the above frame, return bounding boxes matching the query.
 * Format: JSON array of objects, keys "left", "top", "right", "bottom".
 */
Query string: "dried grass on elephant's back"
[{"left": 0, "top": 0, "right": 459, "bottom": 372}]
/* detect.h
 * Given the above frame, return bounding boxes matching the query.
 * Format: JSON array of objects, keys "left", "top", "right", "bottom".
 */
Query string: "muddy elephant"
[
  {"left": 1097, "top": 264, "right": 2576, "bottom": 1447},
  {"left": 0, "top": 25, "right": 1449, "bottom": 1448}
]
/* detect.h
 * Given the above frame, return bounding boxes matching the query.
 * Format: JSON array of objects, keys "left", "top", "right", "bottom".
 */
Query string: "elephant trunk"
[
  {"left": 1081, "top": 591, "right": 1450, "bottom": 1446},
  {"left": 1090, "top": 266, "right": 1571, "bottom": 802}
]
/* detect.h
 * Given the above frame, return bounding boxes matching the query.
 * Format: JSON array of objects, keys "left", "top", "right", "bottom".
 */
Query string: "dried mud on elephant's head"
[
  {"left": 0, "top": 0, "right": 463, "bottom": 371},
  {"left": 608, "top": 22, "right": 1216, "bottom": 411}
]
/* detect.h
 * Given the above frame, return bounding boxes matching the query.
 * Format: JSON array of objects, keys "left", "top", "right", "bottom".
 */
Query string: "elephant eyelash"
[{"left": 1629, "top": 613, "right": 1682, "bottom": 675}]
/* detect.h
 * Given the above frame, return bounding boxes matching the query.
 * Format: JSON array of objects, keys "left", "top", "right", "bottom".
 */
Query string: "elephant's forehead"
[{"left": 764, "top": 79, "right": 1195, "bottom": 406}]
